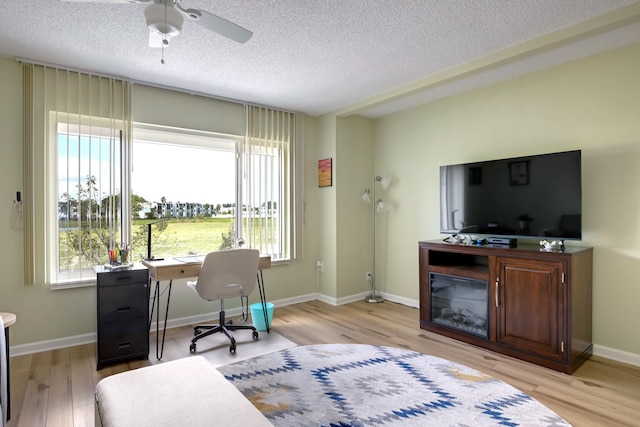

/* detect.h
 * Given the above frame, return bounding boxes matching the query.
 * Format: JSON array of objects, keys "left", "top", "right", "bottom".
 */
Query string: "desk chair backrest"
[{"left": 193, "top": 249, "right": 260, "bottom": 301}]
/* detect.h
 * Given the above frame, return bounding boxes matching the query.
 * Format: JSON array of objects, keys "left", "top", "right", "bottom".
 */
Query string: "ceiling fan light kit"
[{"left": 144, "top": 2, "right": 183, "bottom": 37}]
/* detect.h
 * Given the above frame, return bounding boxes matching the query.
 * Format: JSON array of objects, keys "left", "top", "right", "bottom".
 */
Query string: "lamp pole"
[{"left": 366, "top": 176, "right": 384, "bottom": 303}]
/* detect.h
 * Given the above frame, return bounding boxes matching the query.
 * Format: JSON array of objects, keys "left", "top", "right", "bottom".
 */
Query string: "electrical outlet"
[
  {"left": 366, "top": 272, "right": 373, "bottom": 281},
  {"left": 316, "top": 260, "right": 324, "bottom": 272}
]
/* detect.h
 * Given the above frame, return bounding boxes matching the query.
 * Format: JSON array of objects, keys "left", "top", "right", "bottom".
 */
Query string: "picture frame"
[
  {"left": 509, "top": 160, "right": 529, "bottom": 185},
  {"left": 318, "top": 158, "right": 332, "bottom": 187}
]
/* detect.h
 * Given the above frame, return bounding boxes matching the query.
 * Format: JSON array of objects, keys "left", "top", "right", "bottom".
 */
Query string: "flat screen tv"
[{"left": 440, "top": 150, "right": 582, "bottom": 241}]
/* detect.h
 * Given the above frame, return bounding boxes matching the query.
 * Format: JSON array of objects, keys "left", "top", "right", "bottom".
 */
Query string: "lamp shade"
[
  {"left": 379, "top": 176, "right": 391, "bottom": 189},
  {"left": 145, "top": 3, "right": 184, "bottom": 37},
  {"left": 376, "top": 199, "right": 389, "bottom": 213}
]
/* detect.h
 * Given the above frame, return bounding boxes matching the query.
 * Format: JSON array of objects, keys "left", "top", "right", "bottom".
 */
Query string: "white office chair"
[{"left": 187, "top": 249, "right": 260, "bottom": 354}]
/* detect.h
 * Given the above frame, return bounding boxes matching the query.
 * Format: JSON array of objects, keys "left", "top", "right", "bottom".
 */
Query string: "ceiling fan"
[{"left": 61, "top": 0, "right": 253, "bottom": 47}]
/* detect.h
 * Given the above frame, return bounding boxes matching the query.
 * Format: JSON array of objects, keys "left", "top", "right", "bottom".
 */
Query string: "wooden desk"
[
  {"left": 144, "top": 255, "right": 271, "bottom": 281},
  {"left": 1, "top": 312, "right": 16, "bottom": 421},
  {"left": 142, "top": 255, "right": 271, "bottom": 359}
]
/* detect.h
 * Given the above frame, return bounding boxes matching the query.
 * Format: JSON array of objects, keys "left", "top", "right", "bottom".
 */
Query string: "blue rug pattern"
[{"left": 217, "top": 343, "right": 571, "bottom": 426}]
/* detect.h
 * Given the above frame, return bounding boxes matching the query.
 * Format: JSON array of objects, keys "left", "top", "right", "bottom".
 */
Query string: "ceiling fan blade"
[
  {"left": 60, "top": 0, "right": 150, "bottom": 3},
  {"left": 184, "top": 9, "right": 253, "bottom": 43}
]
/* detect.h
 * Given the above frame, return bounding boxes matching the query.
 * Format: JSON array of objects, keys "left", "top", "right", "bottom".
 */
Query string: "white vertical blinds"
[
  {"left": 244, "top": 105, "right": 301, "bottom": 261},
  {"left": 21, "top": 62, "right": 131, "bottom": 286},
  {"left": 22, "top": 64, "right": 36, "bottom": 285}
]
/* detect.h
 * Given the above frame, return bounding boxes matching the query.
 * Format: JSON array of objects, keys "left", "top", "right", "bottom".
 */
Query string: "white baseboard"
[
  {"left": 379, "top": 292, "right": 420, "bottom": 309},
  {"left": 593, "top": 344, "right": 640, "bottom": 367},
  {"left": 10, "top": 292, "right": 640, "bottom": 369},
  {"left": 9, "top": 293, "right": 319, "bottom": 357},
  {"left": 11, "top": 333, "right": 97, "bottom": 357},
  {"left": 318, "top": 291, "right": 420, "bottom": 308}
]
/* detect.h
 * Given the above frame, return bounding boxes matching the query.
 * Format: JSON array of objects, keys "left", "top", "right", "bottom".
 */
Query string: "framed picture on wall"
[
  {"left": 318, "top": 158, "right": 332, "bottom": 187},
  {"left": 509, "top": 160, "right": 529, "bottom": 185}
]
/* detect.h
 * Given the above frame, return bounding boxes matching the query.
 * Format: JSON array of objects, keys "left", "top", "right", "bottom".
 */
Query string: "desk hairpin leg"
[
  {"left": 5, "top": 326, "right": 11, "bottom": 420},
  {"left": 256, "top": 270, "right": 269, "bottom": 334},
  {"left": 149, "top": 279, "right": 172, "bottom": 359},
  {"left": 148, "top": 278, "right": 155, "bottom": 332}
]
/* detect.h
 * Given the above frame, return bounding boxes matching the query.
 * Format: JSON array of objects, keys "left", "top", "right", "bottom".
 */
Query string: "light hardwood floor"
[{"left": 6, "top": 300, "right": 640, "bottom": 426}]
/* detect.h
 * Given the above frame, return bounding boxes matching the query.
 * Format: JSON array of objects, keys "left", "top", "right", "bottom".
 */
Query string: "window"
[
  {"left": 131, "top": 125, "right": 240, "bottom": 260},
  {"left": 23, "top": 63, "right": 300, "bottom": 288},
  {"left": 130, "top": 116, "right": 295, "bottom": 262},
  {"left": 56, "top": 119, "right": 125, "bottom": 284}
]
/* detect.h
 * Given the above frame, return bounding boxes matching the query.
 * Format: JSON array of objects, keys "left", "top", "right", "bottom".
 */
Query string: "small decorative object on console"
[
  {"left": 539, "top": 239, "right": 564, "bottom": 253},
  {"left": 449, "top": 234, "right": 466, "bottom": 244}
]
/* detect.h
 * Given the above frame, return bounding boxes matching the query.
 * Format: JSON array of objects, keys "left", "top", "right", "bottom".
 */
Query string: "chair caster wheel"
[
  {"left": 190, "top": 343, "right": 196, "bottom": 353},
  {"left": 229, "top": 344, "right": 236, "bottom": 353},
  {"left": 252, "top": 331, "right": 259, "bottom": 340}
]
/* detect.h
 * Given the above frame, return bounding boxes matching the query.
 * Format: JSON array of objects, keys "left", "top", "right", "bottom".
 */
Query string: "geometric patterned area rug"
[{"left": 217, "top": 343, "right": 572, "bottom": 427}]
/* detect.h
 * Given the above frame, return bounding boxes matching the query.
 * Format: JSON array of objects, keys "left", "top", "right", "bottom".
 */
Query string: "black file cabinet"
[{"left": 96, "top": 265, "right": 150, "bottom": 370}]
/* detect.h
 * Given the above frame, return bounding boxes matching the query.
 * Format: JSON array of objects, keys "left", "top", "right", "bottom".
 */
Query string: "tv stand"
[{"left": 419, "top": 240, "right": 593, "bottom": 374}]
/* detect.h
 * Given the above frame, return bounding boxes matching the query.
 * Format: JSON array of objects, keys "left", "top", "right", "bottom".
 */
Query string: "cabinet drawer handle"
[
  {"left": 117, "top": 306, "right": 132, "bottom": 312},
  {"left": 117, "top": 342, "right": 132, "bottom": 349},
  {"left": 495, "top": 281, "right": 499, "bottom": 307},
  {"left": 116, "top": 276, "right": 132, "bottom": 282}
]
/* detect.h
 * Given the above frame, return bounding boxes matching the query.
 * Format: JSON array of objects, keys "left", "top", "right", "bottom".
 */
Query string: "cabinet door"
[{"left": 496, "top": 258, "right": 564, "bottom": 361}]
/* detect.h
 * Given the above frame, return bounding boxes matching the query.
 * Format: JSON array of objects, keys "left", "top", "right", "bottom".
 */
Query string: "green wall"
[
  {"left": 371, "top": 42, "right": 640, "bottom": 359},
  {"left": 336, "top": 116, "right": 375, "bottom": 299}
]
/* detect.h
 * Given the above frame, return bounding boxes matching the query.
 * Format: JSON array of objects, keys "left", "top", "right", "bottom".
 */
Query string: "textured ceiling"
[{"left": 1, "top": 0, "right": 640, "bottom": 118}]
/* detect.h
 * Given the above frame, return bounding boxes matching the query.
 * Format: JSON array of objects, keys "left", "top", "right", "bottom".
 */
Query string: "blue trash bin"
[{"left": 250, "top": 302, "right": 274, "bottom": 331}]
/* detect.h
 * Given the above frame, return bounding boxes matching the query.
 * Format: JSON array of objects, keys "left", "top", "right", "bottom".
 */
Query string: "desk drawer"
[
  {"left": 99, "top": 282, "right": 149, "bottom": 322},
  {"left": 98, "top": 269, "right": 148, "bottom": 287},
  {"left": 152, "top": 264, "right": 201, "bottom": 281},
  {"left": 97, "top": 318, "right": 148, "bottom": 363}
]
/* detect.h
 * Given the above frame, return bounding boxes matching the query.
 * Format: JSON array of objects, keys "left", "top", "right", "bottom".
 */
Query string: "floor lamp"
[{"left": 361, "top": 175, "right": 390, "bottom": 303}]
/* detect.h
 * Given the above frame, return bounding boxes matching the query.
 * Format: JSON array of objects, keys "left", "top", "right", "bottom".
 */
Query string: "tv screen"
[{"left": 440, "top": 150, "right": 582, "bottom": 240}]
